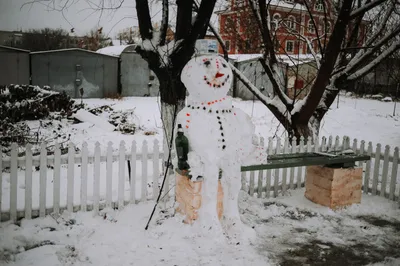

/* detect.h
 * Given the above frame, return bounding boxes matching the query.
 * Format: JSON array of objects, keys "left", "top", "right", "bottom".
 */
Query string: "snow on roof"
[
  {"left": 30, "top": 48, "right": 119, "bottom": 58},
  {"left": 0, "top": 45, "right": 30, "bottom": 53},
  {"left": 278, "top": 54, "right": 321, "bottom": 66},
  {"left": 97, "top": 44, "right": 137, "bottom": 56},
  {"left": 228, "top": 53, "right": 320, "bottom": 66},
  {"left": 268, "top": 0, "right": 306, "bottom": 11},
  {"left": 228, "top": 54, "right": 264, "bottom": 62}
]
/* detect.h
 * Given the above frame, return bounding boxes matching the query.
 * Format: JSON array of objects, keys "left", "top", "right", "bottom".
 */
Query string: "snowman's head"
[{"left": 181, "top": 55, "right": 233, "bottom": 101}]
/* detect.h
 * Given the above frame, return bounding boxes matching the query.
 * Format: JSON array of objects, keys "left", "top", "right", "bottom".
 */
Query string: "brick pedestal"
[
  {"left": 175, "top": 171, "right": 224, "bottom": 224},
  {"left": 305, "top": 166, "right": 363, "bottom": 209}
]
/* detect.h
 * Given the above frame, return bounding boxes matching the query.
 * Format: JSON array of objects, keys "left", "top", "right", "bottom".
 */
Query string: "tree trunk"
[{"left": 152, "top": 67, "right": 186, "bottom": 170}]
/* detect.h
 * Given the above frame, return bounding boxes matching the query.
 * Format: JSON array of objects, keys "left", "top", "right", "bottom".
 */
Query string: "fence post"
[
  {"left": 67, "top": 142, "right": 75, "bottom": 213},
  {"left": 273, "top": 138, "right": 281, "bottom": 197},
  {"left": 25, "top": 144, "right": 33, "bottom": 219},
  {"left": 141, "top": 141, "right": 148, "bottom": 202},
  {"left": 39, "top": 142, "right": 47, "bottom": 218},
  {"left": 105, "top": 142, "right": 113, "bottom": 209},
  {"left": 118, "top": 141, "right": 126, "bottom": 209},
  {"left": 380, "top": 145, "right": 390, "bottom": 198},
  {"left": 130, "top": 141, "right": 137, "bottom": 204},
  {"left": 265, "top": 137, "right": 273, "bottom": 198},
  {"left": 363, "top": 142, "right": 373, "bottom": 194},
  {"left": 93, "top": 142, "right": 101, "bottom": 214},
  {"left": 389, "top": 147, "right": 399, "bottom": 201},
  {"left": 289, "top": 137, "right": 296, "bottom": 190},
  {"left": 153, "top": 140, "right": 160, "bottom": 200},
  {"left": 297, "top": 136, "right": 305, "bottom": 188},
  {"left": 81, "top": 142, "right": 88, "bottom": 212},
  {"left": 372, "top": 143, "right": 381, "bottom": 195},
  {"left": 10, "top": 143, "right": 18, "bottom": 222},
  {"left": 53, "top": 143, "right": 61, "bottom": 214}
]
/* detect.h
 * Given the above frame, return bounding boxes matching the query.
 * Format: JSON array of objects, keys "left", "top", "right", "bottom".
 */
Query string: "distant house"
[
  {"left": 217, "top": 0, "right": 367, "bottom": 55},
  {"left": 31, "top": 48, "right": 119, "bottom": 98},
  {"left": 0, "top": 45, "right": 30, "bottom": 86}
]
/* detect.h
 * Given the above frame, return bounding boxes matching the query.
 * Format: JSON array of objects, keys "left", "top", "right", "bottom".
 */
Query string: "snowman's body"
[
  {"left": 175, "top": 54, "right": 260, "bottom": 241},
  {"left": 176, "top": 101, "right": 253, "bottom": 166}
]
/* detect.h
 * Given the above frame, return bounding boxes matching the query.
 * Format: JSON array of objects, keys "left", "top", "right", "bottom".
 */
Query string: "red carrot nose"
[{"left": 215, "top": 72, "right": 224, "bottom": 78}]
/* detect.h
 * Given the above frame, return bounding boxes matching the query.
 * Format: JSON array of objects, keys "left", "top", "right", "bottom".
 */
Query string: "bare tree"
[
  {"left": 9, "top": 28, "right": 73, "bottom": 51},
  {"left": 218, "top": 0, "right": 400, "bottom": 140},
  {"left": 80, "top": 27, "right": 112, "bottom": 51}
]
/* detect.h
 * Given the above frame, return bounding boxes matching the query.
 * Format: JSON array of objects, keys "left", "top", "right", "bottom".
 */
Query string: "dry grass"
[{"left": 103, "top": 92, "right": 123, "bottom": 100}]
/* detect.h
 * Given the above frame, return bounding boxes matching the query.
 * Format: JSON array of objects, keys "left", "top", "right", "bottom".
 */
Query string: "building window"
[
  {"left": 308, "top": 20, "right": 315, "bottom": 33},
  {"left": 271, "top": 13, "right": 280, "bottom": 32},
  {"left": 326, "top": 22, "right": 331, "bottom": 33},
  {"left": 314, "top": 0, "right": 323, "bottom": 11},
  {"left": 235, "top": 0, "right": 246, "bottom": 7},
  {"left": 287, "top": 16, "right": 296, "bottom": 30},
  {"left": 286, "top": 40, "right": 294, "bottom": 52},
  {"left": 225, "top": 40, "right": 230, "bottom": 51},
  {"left": 245, "top": 40, "right": 251, "bottom": 50}
]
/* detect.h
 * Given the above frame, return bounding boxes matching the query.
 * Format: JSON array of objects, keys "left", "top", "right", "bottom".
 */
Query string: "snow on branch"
[
  {"left": 348, "top": 39, "right": 400, "bottom": 81},
  {"left": 349, "top": 0, "right": 388, "bottom": 19},
  {"left": 229, "top": 62, "right": 290, "bottom": 122},
  {"left": 345, "top": 24, "right": 400, "bottom": 75}
]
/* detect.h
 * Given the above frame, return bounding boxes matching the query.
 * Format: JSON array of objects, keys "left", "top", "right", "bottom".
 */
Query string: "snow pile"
[
  {"left": 1, "top": 190, "right": 399, "bottom": 266},
  {"left": 73, "top": 110, "right": 115, "bottom": 132},
  {"left": 0, "top": 84, "right": 78, "bottom": 156}
]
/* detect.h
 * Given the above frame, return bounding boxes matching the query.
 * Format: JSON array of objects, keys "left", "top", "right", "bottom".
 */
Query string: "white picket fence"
[
  {"left": 242, "top": 136, "right": 399, "bottom": 202},
  {"left": 1, "top": 135, "right": 399, "bottom": 222}
]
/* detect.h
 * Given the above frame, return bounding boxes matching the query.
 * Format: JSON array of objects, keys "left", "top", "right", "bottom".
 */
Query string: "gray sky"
[{"left": 0, "top": 0, "right": 142, "bottom": 38}]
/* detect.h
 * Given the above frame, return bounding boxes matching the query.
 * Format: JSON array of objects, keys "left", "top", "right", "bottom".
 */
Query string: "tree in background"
[
  {"left": 8, "top": 28, "right": 73, "bottom": 51},
  {"left": 135, "top": 0, "right": 217, "bottom": 152},
  {"left": 217, "top": 0, "right": 400, "bottom": 139},
  {"left": 116, "top": 27, "right": 140, "bottom": 45},
  {"left": 80, "top": 27, "right": 112, "bottom": 51}
]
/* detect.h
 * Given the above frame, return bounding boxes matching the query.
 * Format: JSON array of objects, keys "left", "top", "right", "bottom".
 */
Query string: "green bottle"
[{"left": 175, "top": 124, "right": 190, "bottom": 171}]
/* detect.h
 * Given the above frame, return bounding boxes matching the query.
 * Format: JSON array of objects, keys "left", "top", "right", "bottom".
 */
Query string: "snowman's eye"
[
  {"left": 222, "top": 63, "right": 227, "bottom": 68},
  {"left": 204, "top": 60, "right": 211, "bottom": 67}
]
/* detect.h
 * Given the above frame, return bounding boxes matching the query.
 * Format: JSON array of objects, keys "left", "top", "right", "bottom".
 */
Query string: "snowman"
[{"left": 174, "top": 53, "right": 267, "bottom": 242}]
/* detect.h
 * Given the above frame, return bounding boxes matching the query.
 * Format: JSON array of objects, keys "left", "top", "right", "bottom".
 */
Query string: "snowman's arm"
[{"left": 233, "top": 108, "right": 255, "bottom": 140}]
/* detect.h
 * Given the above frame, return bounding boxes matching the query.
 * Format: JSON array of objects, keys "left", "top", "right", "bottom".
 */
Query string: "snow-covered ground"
[
  {"left": 15, "top": 94, "right": 398, "bottom": 154},
  {"left": 1, "top": 190, "right": 399, "bottom": 266},
  {"left": 1, "top": 94, "right": 399, "bottom": 265}
]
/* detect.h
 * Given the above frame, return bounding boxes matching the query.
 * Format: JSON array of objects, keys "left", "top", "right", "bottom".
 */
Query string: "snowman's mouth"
[
  {"left": 204, "top": 74, "right": 230, "bottom": 88},
  {"left": 215, "top": 72, "right": 225, "bottom": 78}
]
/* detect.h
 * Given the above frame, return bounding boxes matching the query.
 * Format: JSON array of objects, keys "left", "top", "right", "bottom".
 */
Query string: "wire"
[{"left": 145, "top": 94, "right": 179, "bottom": 230}]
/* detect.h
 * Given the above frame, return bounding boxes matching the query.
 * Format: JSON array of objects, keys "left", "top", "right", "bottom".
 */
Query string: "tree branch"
[
  {"left": 296, "top": 0, "right": 353, "bottom": 123},
  {"left": 349, "top": 0, "right": 388, "bottom": 19},
  {"left": 136, "top": 0, "right": 153, "bottom": 40},
  {"left": 229, "top": 62, "right": 292, "bottom": 130},
  {"left": 348, "top": 39, "right": 400, "bottom": 80},
  {"left": 345, "top": 24, "right": 400, "bottom": 74},
  {"left": 159, "top": 0, "right": 169, "bottom": 46},
  {"left": 175, "top": 0, "right": 193, "bottom": 40}
]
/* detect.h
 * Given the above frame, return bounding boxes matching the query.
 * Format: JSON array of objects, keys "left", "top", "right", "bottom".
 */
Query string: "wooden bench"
[
  {"left": 175, "top": 152, "right": 371, "bottom": 222},
  {"left": 242, "top": 152, "right": 371, "bottom": 209}
]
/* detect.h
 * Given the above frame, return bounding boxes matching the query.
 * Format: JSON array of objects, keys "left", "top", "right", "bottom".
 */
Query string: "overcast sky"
[{"left": 0, "top": 0, "right": 143, "bottom": 38}]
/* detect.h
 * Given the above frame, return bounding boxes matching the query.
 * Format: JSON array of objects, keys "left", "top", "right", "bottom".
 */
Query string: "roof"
[
  {"left": 228, "top": 53, "right": 320, "bottom": 66},
  {"left": 268, "top": 0, "right": 306, "bottom": 11},
  {"left": 30, "top": 48, "right": 119, "bottom": 58},
  {"left": 96, "top": 44, "right": 137, "bottom": 56},
  {"left": 0, "top": 45, "right": 30, "bottom": 53},
  {"left": 228, "top": 54, "right": 264, "bottom": 63}
]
